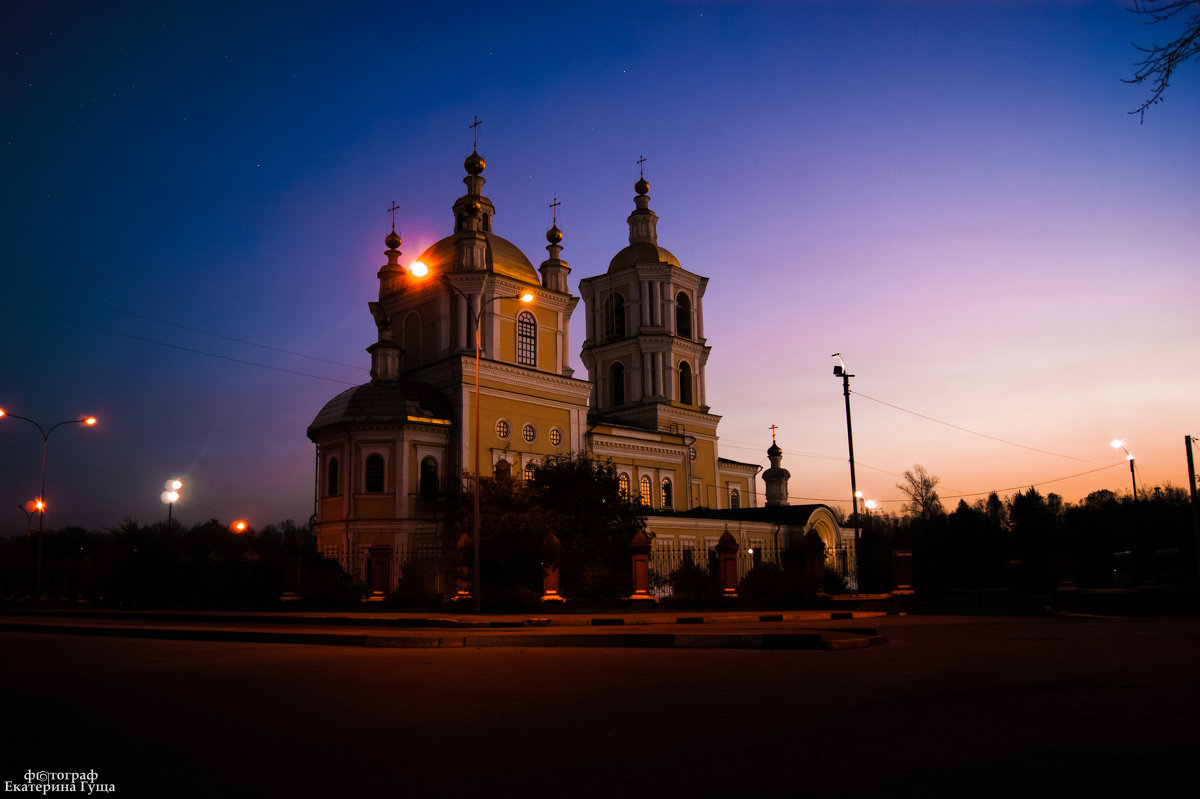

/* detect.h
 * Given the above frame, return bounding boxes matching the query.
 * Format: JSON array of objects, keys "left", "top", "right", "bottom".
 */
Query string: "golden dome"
[
  {"left": 546, "top": 224, "right": 562, "bottom": 245},
  {"left": 384, "top": 230, "right": 401, "bottom": 250},
  {"left": 607, "top": 241, "right": 681, "bottom": 273},
  {"left": 635, "top": 176, "right": 650, "bottom": 195},
  {"left": 464, "top": 150, "right": 485, "bottom": 175},
  {"left": 417, "top": 232, "right": 542, "bottom": 284}
]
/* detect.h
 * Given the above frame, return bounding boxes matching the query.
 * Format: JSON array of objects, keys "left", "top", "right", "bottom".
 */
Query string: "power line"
[
  {"left": 854, "top": 392, "right": 1094, "bottom": 463},
  {"left": 36, "top": 287, "right": 364, "bottom": 371},
  {"left": 1, "top": 302, "right": 360, "bottom": 386}
]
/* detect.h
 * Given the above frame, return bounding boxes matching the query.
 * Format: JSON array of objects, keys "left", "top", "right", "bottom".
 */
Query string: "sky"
[{"left": 1, "top": 0, "right": 1197, "bottom": 532}]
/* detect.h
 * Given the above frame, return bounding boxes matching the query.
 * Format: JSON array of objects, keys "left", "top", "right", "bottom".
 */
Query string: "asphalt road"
[{"left": 2, "top": 614, "right": 1197, "bottom": 798}]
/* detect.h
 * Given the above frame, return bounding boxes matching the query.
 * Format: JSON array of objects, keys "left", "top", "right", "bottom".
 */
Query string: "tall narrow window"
[
  {"left": 327, "top": 458, "right": 340, "bottom": 497},
  {"left": 516, "top": 311, "right": 537, "bottom": 366},
  {"left": 730, "top": 488, "right": 741, "bottom": 509},
  {"left": 678, "top": 361, "right": 692, "bottom": 405},
  {"left": 365, "top": 454, "right": 385, "bottom": 493},
  {"left": 604, "top": 294, "right": 626, "bottom": 339},
  {"left": 494, "top": 459, "right": 511, "bottom": 479},
  {"left": 618, "top": 473, "right": 630, "bottom": 499},
  {"left": 639, "top": 475, "right": 652, "bottom": 507},
  {"left": 420, "top": 457, "right": 438, "bottom": 499},
  {"left": 675, "top": 291, "right": 692, "bottom": 338},
  {"left": 661, "top": 477, "right": 673, "bottom": 509},
  {"left": 610, "top": 362, "right": 625, "bottom": 407}
]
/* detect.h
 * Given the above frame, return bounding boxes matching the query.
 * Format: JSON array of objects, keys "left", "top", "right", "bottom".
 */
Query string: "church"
[{"left": 306, "top": 146, "right": 852, "bottom": 597}]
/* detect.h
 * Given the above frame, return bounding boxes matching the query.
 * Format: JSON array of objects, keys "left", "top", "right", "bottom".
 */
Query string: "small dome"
[
  {"left": 546, "top": 224, "right": 562, "bottom": 245},
  {"left": 384, "top": 230, "right": 401, "bottom": 250},
  {"left": 635, "top": 177, "right": 650, "bottom": 196},
  {"left": 607, "top": 241, "right": 681, "bottom": 273},
  {"left": 768, "top": 442, "right": 782, "bottom": 458},
  {"left": 464, "top": 150, "right": 485, "bottom": 175},
  {"left": 308, "top": 379, "right": 454, "bottom": 437}
]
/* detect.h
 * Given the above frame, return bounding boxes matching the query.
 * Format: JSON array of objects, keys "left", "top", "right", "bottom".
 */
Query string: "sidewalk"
[{"left": 0, "top": 607, "right": 888, "bottom": 650}]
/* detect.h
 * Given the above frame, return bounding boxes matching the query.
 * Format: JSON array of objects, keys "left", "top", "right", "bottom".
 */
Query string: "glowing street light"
[
  {"left": 230, "top": 519, "right": 248, "bottom": 533},
  {"left": 161, "top": 478, "right": 183, "bottom": 528},
  {"left": 1111, "top": 439, "right": 1137, "bottom": 500},
  {"left": 0, "top": 408, "right": 97, "bottom": 599},
  {"left": 410, "top": 262, "right": 534, "bottom": 612}
]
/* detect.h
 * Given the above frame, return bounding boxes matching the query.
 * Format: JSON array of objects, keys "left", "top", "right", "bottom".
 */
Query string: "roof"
[
  {"left": 418, "top": 231, "right": 541, "bottom": 284},
  {"left": 607, "top": 241, "right": 681, "bottom": 273},
  {"left": 307, "top": 379, "right": 453, "bottom": 437},
  {"left": 647, "top": 504, "right": 828, "bottom": 526}
]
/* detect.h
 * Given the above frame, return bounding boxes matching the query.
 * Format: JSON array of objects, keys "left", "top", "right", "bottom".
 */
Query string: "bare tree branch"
[{"left": 1126, "top": 0, "right": 1200, "bottom": 122}]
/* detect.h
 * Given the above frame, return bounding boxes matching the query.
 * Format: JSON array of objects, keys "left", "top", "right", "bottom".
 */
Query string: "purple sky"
[{"left": 2, "top": 0, "right": 1197, "bottom": 531}]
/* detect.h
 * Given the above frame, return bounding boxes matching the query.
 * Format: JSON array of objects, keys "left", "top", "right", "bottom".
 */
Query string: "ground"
[{"left": 2, "top": 615, "right": 1197, "bottom": 797}]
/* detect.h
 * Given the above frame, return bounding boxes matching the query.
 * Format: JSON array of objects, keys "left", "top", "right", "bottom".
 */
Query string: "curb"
[{"left": 0, "top": 621, "right": 885, "bottom": 651}]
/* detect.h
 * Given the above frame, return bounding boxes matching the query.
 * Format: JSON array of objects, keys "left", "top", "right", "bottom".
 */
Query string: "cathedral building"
[{"left": 307, "top": 147, "right": 850, "bottom": 596}]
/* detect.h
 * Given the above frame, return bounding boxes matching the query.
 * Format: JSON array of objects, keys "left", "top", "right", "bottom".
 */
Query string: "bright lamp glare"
[
  {"left": 1110, "top": 439, "right": 1123, "bottom": 449},
  {"left": 161, "top": 491, "right": 179, "bottom": 503},
  {"left": 520, "top": 293, "right": 534, "bottom": 303},
  {"left": 410, "top": 261, "right": 429, "bottom": 278},
  {"left": 83, "top": 416, "right": 97, "bottom": 426},
  {"left": 165, "top": 479, "right": 183, "bottom": 491}
]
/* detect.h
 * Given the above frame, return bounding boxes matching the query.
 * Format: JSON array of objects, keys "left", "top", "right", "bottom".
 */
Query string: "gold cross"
[
  {"left": 549, "top": 197, "right": 561, "bottom": 225},
  {"left": 387, "top": 201, "right": 399, "bottom": 231},
  {"left": 769, "top": 424, "right": 778, "bottom": 442},
  {"left": 636, "top": 155, "right": 646, "bottom": 177}
]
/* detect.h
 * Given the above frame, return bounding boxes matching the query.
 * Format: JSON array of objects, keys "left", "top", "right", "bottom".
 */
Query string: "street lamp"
[
  {"left": 409, "top": 261, "right": 533, "bottom": 612},
  {"left": 161, "top": 479, "right": 183, "bottom": 528},
  {"left": 0, "top": 408, "right": 97, "bottom": 599},
  {"left": 832, "top": 355, "right": 861, "bottom": 547},
  {"left": 1111, "top": 439, "right": 1137, "bottom": 500}
]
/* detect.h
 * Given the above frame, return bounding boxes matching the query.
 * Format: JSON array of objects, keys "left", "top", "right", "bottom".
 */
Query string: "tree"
[
  {"left": 897, "top": 464, "right": 945, "bottom": 521},
  {"left": 1126, "top": 0, "right": 1200, "bottom": 121}
]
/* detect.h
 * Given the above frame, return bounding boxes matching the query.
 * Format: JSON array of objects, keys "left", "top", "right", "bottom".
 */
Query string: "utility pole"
[
  {"left": 832, "top": 355, "right": 860, "bottom": 549},
  {"left": 1187, "top": 435, "right": 1199, "bottom": 582}
]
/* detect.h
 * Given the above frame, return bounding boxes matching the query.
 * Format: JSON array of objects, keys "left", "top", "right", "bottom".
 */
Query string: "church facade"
[{"left": 307, "top": 148, "right": 851, "bottom": 597}]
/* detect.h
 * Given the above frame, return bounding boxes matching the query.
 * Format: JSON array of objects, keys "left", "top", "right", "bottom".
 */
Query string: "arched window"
[
  {"left": 365, "top": 454, "right": 385, "bottom": 493},
  {"left": 403, "top": 312, "right": 421, "bottom": 360},
  {"left": 327, "top": 458, "right": 339, "bottom": 496},
  {"left": 516, "top": 311, "right": 537, "bottom": 366},
  {"left": 523, "top": 462, "right": 536, "bottom": 482},
  {"left": 661, "top": 477, "right": 673, "bottom": 509},
  {"left": 610, "top": 362, "right": 625, "bottom": 407},
  {"left": 618, "top": 473, "right": 630, "bottom": 499},
  {"left": 730, "top": 488, "right": 741, "bottom": 509},
  {"left": 675, "top": 291, "right": 692, "bottom": 338},
  {"left": 420, "top": 457, "right": 438, "bottom": 499},
  {"left": 494, "top": 459, "right": 511, "bottom": 479},
  {"left": 604, "top": 293, "right": 626, "bottom": 339},
  {"left": 678, "top": 361, "right": 692, "bottom": 405},
  {"left": 639, "top": 475, "right": 652, "bottom": 507}
]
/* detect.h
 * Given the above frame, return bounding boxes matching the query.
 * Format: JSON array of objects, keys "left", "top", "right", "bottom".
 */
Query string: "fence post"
[{"left": 717, "top": 527, "right": 739, "bottom": 598}]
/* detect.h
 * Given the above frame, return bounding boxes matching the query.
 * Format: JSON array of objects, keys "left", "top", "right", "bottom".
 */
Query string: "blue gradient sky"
[{"left": 2, "top": 0, "right": 1197, "bottom": 531}]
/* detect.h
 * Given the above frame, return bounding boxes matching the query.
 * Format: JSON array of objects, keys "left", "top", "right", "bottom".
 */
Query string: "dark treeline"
[
  {"left": 856, "top": 482, "right": 1197, "bottom": 596},
  {"left": 0, "top": 518, "right": 360, "bottom": 607}
]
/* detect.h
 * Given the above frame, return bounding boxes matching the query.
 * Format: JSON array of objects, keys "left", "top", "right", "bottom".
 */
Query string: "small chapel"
[{"left": 306, "top": 145, "right": 852, "bottom": 597}]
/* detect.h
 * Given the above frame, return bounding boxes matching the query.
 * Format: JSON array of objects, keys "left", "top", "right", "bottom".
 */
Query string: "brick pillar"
[
  {"left": 542, "top": 534, "right": 565, "bottom": 604},
  {"left": 629, "top": 530, "right": 656, "bottom": 604},
  {"left": 716, "top": 528, "right": 739, "bottom": 598}
]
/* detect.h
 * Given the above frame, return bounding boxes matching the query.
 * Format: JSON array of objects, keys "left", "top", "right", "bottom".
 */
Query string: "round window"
[
  {"left": 689, "top": 446, "right": 697, "bottom": 461},
  {"left": 496, "top": 420, "right": 510, "bottom": 439},
  {"left": 522, "top": 423, "right": 536, "bottom": 442},
  {"left": 549, "top": 428, "right": 562, "bottom": 446}
]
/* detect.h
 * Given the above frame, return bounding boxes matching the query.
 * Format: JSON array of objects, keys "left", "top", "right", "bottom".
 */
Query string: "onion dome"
[
  {"left": 464, "top": 150, "right": 485, "bottom": 175},
  {"left": 546, "top": 224, "right": 563, "bottom": 245},
  {"left": 385, "top": 229, "right": 401, "bottom": 251},
  {"left": 635, "top": 176, "right": 649, "bottom": 195}
]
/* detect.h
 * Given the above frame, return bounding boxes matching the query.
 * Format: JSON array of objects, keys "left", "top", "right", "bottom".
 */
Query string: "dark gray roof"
[
  {"left": 645, "top": 504, "right": 827, "bottom": 526},
  {"left": 307, "top": 379, "right": 453, "bottom": 437}
]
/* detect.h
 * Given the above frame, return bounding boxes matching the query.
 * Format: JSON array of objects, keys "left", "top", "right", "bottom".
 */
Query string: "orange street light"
[
  {"left": 161, "top": 479, "right": 184, "bottom": 528},
  {"left": 0, "top": 409, "right": 97, "bottom": 599},
  {"left": 409, "top": 265, "right": 533, "bottom": 612},
  {"left": 230, "top": 520, "right": 248, "bottom": 533}
]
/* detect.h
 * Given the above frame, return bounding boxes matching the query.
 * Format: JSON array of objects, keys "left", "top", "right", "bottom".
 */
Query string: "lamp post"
[
  {"left": 1111, "top": 439, "right": 1137, "bottom": 500},
  {"left": 161, "top": 479, "right": 183, "bottom": 529},
  {"left": 0, "top": 408, "right": 97, "bottom": 599},
  {"left": 410, "top": 261, "right": 532, "bottom": 612},
  {"left": 831, "top": 355, "right": 861, "bottom": 547}
]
